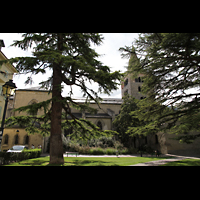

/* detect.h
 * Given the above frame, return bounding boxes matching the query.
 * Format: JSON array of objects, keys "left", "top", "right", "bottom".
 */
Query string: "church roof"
[
  {"left": 73, "top": 97, "right": 122, "bottom": 104},
  {"left": 17, "top": 86, "right": 49, "bottom": 92}
]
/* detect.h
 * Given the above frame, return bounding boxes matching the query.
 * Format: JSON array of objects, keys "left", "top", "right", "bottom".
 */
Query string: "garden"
[{"left": 60, "top": 136, "right": 155, "bottom": 156}]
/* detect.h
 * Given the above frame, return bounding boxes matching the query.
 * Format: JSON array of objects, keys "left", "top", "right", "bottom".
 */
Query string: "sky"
[{"left": 0, "top": 33, "right": 139, "bottom": 98}]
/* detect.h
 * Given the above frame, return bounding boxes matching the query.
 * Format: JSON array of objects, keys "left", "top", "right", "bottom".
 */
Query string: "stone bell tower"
[{"left": 121, "top": 51, "right": 145, "bottom": 100}]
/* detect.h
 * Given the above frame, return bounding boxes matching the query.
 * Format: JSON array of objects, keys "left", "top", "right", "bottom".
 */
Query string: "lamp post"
[{"left": 0, "top": 79, "right": 17, "bottom": 149}]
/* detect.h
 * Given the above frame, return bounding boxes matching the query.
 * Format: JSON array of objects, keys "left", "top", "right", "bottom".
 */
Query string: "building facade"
[
  {"left": 0, "top": 40, "right": 18, "bottom": 150},
  {"left": 1, "top": 87, "right": 122, "bottom": 152},
  {"left": 1, "top": 87, "right": 51, "bottom": 151},
  {"left": 0, "top": 40, "right": 18, "bottom": 121}
]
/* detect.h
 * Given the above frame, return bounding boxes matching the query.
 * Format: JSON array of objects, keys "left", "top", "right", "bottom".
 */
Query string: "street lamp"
[{"left": 0, "top": 79, "right": 17, "bottom": 148}]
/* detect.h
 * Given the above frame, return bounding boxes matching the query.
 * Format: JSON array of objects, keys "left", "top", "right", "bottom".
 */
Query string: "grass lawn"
[
  {"left": 4, "top": 156, "right": 168, "bottom": 166},
  {"left": 162, "top": 158, "right": 200, "bottom": 166}
]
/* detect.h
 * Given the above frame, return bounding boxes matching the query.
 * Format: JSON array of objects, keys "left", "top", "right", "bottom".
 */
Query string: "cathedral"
[
  {"left": 1, "top": 52, "right": 200, "bottom": 157},
  {"left": 1, "top": 87, "right": 122, "bottom": 152}
]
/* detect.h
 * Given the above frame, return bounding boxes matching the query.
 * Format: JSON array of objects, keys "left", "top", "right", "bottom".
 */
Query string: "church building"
[
  {"left": 1, "top": 44, "right": 200, "bottom": 157},
  {"left": 1, "top": 87, "right": 122, "bottom": 152}
]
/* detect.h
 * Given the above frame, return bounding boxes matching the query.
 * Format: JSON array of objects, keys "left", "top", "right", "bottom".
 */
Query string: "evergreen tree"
[
  {"left": 119, "top": 33, "right": 200, "bottom": 143},
  {"left": 113, "top": 94, "right": 144, "bottom": 147},
  {"left": 0, "top": 33, "right": 122, "bottom": 164}
]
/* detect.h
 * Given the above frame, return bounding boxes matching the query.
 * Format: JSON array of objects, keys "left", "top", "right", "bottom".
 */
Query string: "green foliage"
[
  {"left": 119, "top": 33, "right": 200, "bottom": 142},
  {"left": 113, "top": 94, "right": 146, "bottom": 146},
  {"left": 62, "top": 136, "right": 129, "bottom": 155},
  {"left": 1, "top": 33, "right": 123, "bottom": 148},
  {"left": 0, "top": 149, "right": 41, "bottom": 165}
]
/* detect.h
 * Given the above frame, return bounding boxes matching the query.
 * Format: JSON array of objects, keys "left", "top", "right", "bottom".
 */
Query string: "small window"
[
  {"left": 138, "top": 86, "right": 141, "bottom": 92},
  {"left": 138, "top": 77, "right": 141, "bottom": 82},
  {"left": 14, "top": 134, "right": 19, "bottom": 145},
  {"left": 135, "top": 78, "right": 138, "bottom": 82},
  {"left": 4, "top": 134, "right": 9, "bottom": 144}
]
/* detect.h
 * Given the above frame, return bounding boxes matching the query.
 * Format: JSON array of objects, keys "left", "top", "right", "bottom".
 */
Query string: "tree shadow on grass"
[
  {"left": 163, "top": 159, "right": 200, "bottom": 166},
  {"left": 8, "top": 157, "right": 121, "bottom": 166},
  {"left": 70, "top": 159, "right": 120, "bottom": 166},
  {"left": 20, "top": 158, "right": 50, "bottom": 166}
]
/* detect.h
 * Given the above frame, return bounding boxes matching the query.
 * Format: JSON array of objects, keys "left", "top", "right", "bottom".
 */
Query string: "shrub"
[
  {"left": 0, "top": 149, "right": 41, "bottom": 165},
  {"left": 121, "top": 148, "right": 129, "bottom": 154},
  {"left": 90, "top": 148, "right": 104, "bottom": 155},
  {"left": 105, "top": 148, "right": 116, "bottom": 155},
  {"left": 81, "top": 146, "right": 90, "bottom": 154}
]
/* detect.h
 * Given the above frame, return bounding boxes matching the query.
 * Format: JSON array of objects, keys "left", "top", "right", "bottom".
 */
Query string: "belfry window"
[{"left": 124, "top": 78, "right": 128, "bottom": 86}]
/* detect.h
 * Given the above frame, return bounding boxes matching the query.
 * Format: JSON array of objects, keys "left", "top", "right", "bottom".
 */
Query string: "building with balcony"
[{"left": 0, "top": 40, "right": 18, "bottom": 121}]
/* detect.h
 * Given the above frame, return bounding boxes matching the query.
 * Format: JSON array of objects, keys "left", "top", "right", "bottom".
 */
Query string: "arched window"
[
  {"left": 14, "top": 134, "right": 19, "bottom": 145},
  {"left": 97, "top": 121, "right": 103, "bottom": 131},
  {"left": 24, "top": 135, "right": 29, "bottom": 145},
  {"left": 4, "top": 134, "right": 9, "bottom": 144},
  {"left": 28, "top": 102, "right": 38, "bottom": 116},
  {"left": 138, "top": 86, "right": 141, "bottom": 92}
]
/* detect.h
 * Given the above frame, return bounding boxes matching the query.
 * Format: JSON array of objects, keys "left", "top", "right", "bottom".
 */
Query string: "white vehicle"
[{"left": 7, "top": 145, "right": 28, "bottom": 153}]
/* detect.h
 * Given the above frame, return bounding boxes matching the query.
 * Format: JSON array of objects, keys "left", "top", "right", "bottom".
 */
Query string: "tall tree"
[
  {"left": 113, "top": 94, "right": 141, "bottom": 147},
  {"left": 1, "top": 33, "right": 122, "bottom": 164},
  {"left": 119, "top": 33, "right": 200, "bottom": 142}
]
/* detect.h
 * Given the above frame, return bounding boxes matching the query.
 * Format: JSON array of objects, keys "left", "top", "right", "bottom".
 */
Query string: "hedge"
[{"left": 0, "top": 148, "right": 41, "bottom": 165}]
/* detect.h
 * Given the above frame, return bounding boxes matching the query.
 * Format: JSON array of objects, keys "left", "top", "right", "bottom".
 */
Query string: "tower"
[{"left": 121, "top": 52, "right": 145, "bottom": 100}]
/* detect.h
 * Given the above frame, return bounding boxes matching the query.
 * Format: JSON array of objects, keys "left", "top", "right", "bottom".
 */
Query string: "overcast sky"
[{"left": 0, "top": 33, "right": 139, "bottom": 98}]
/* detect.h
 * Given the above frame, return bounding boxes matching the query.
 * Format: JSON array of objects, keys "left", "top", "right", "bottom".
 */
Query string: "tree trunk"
[
  {"left": 49, "top": 64, "right": 64, "bottom": 165},
  {"left": 49, "top": 34, "right": 64, "bottom": 165}
]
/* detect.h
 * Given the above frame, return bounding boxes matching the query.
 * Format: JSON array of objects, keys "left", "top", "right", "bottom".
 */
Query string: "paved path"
[
  {"left": 41, "top": 153, "right": 139, "bottom": 157},
  {"left": 130, "top": 154, "right": 200, "bottom": 166}
]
